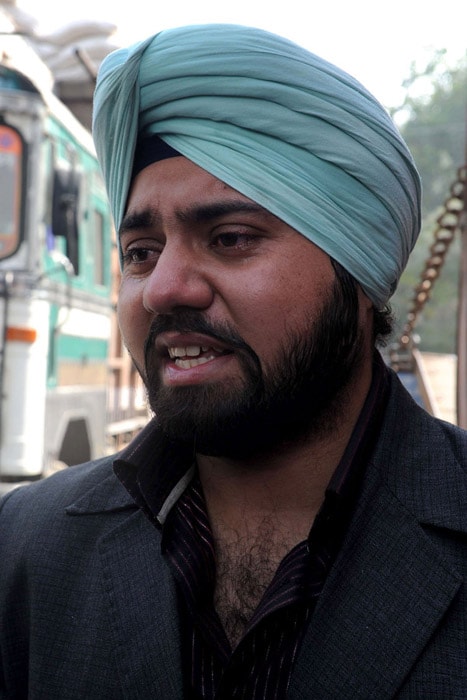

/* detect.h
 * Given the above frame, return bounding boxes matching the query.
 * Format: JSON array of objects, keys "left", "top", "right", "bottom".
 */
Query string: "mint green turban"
[{"left": 92, "top": 24, "right": 421, "bottom": 308}]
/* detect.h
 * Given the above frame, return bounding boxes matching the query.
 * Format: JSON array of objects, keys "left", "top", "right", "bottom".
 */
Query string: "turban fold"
[{"left": 92, "top": 24, "right": 421, "bottom": 307}]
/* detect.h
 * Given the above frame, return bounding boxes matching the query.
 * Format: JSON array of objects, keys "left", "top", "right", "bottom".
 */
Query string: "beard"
[{"left": 139, "top": 275, "right": 365, "bottom": 460}]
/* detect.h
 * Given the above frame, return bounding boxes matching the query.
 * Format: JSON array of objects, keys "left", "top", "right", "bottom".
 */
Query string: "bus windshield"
[{"left": 0, "top": 124, "right": 23, "bottom": 260}]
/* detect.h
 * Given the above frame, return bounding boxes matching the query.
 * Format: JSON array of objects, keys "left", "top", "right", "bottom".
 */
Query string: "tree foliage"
[{"left": 389, "top": 51, "right": 467, "bottom": 353}]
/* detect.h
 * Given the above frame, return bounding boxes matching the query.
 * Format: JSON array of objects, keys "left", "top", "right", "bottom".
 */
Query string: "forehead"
[
  {"left": 127, "top": 156, "right": 246, "bottom": 209},
  {"left": 123, "top": 156, "right": 304, "bottom": 240}
]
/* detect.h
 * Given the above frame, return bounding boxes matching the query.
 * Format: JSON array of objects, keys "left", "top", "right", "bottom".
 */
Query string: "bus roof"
[{"left": 0, "top": 10, "right": 97, "bottom": 157}]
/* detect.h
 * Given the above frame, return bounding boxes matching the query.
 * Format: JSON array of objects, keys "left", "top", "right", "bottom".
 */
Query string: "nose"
[{"left": 142, "top": 242, "right": 214, "bottom": 314}]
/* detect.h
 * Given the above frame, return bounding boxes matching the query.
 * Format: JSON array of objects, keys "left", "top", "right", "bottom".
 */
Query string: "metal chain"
[{"left": 389, "top": 165, "right": 466, "bottom": 371}]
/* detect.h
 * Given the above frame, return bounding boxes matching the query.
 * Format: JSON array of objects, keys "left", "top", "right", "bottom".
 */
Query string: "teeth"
[
  {"left": 175, "top": 355, "right": 216, "bottom": 369},
  {"left": 182, "top": 345, "right": 200, "bottom": 357},
  {"left": 167, "top": 345, "right": 221, "bottom": 361},
  {"left": 168, "top": 345, "right": 201, "bottom": 359}
]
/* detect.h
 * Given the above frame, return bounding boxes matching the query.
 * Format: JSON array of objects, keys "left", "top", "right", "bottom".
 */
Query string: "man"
[{"left": 1, "top": 24, "right": 467, "bottom": 699}]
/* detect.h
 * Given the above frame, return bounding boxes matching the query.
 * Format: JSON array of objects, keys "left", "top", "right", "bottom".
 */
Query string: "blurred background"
[{"left": 0, "top": 0, "right": 465, "bottom": 488}]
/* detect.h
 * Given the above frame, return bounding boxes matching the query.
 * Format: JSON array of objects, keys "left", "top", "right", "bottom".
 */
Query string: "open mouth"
[{"left": 167, "top": 345, "right": 230, "bottom": 369}]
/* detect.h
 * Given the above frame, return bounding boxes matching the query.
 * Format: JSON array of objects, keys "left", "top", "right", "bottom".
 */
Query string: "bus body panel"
[{"left": 0, "top": 28, "right": 115, "bottom": 481}]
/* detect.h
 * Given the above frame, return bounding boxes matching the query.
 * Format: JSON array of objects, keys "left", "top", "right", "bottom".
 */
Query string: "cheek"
[
  {"left": 231, "top": 263, "right": 331, "bottom": 334},
  {"left": 222, "top": 279, "right": 302, "bottom": 352},
  {"left": 117, "top": 281, "right": 150, "bottom": 356},
  {"left": 244, "top": 281, "right": 335, "bottom": 365}
]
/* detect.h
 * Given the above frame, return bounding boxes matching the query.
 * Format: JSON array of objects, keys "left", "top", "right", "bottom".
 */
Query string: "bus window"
[
  {"left": 52, "top": 165, "right": 81, "bottom": 274},
  {"left": 0, "top": 124, "right": 23, "bottom": 259},
  {"left": 93, "top": 209, "right": 105, "bottom": 286}
]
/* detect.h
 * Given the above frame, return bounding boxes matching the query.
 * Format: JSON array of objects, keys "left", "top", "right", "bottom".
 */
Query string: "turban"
[{"left": 92, "top": 24, "right": 421, "bottom": 308}]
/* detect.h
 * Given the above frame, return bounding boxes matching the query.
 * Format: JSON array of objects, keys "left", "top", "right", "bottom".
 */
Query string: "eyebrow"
[{"left": 118, "top": 200, "right": 269, "bottom": 238}]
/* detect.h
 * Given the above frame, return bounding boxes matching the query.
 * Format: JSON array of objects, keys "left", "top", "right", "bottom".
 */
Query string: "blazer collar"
[
  {"left": 65, "top": 469, "right": 136, "bottom": 515},
  {"left": 66, "top": 368, "right": 467, "bottom": 533},
  {"left": 64, "top": 418, "right": 194, "bottom": 518}
]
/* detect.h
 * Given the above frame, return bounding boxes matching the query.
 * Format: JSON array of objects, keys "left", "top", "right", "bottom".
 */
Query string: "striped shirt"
[{"left": 115, "top": 353, "right": 389, "bottom": 699}]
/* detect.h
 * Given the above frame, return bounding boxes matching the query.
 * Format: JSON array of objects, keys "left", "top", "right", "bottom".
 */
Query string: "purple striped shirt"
[{"left": 115, "top": 353, "right": 389, "bottom": 699}]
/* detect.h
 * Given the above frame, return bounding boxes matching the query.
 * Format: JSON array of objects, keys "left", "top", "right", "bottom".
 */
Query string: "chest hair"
[{"left": 213, "top": 518, "right": 299, "bottom": 649}]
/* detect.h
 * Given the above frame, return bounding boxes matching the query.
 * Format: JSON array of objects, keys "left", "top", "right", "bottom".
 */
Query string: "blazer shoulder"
[
  {"left": 0, "top": 455, "right": 140, "bottom": 605},
  {"left": 0, "top": 454, "right": 127, "bottom": 534},
  {"left": 374, "top": 372, "right": 467, "bottom": 532},
  {"left": 436, "top": 418, "right": 467, "bottom": 469},
  {"left": 384, "top": 370, "right": 467, "bottom": 465}
]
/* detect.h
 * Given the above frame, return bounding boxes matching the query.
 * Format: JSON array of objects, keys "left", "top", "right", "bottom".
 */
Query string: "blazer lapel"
[
  {"left": 288, "top": 479, "right": 462, "bottom": 699},
  {"left": 289, "top": 375, "right": 467, "bottom": 699},
  {"left": 66, "top": 471, "right": 183, "bottom": 699},
  {"left": 97, "top": 510, "right": 183, "bottom": 699}
]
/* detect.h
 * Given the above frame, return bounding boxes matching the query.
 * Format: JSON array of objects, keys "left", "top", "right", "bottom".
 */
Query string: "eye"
[
  {"left": 121, "top": 245, "right": 161, "bottom": 269},
  {"left": 211, "top": 231, "right": 259, "bottom": 251}
]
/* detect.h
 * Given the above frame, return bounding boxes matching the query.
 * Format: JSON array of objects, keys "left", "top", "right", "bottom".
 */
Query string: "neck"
[{"left": 197, "top": 354, "right": 374, "bottom": 541}]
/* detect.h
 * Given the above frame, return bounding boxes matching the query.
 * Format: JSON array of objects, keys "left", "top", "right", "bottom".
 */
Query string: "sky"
[{"left": 17, "top": 0, "right": 467, "bottom": 110}]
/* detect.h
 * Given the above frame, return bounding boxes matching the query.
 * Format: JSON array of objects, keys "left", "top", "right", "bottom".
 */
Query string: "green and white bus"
[{"left": 0, "top": 31, "right": 114, "bottom": 481}]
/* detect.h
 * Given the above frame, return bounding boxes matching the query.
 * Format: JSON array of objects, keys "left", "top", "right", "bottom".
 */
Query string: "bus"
[{"left": 0, "top": 26, "right": 114, "bottom": 481}]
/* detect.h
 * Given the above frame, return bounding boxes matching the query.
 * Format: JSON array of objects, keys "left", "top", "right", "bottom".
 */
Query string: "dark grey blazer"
[{"left": 1, "top": 371, "right": 467, "bottom": 699}]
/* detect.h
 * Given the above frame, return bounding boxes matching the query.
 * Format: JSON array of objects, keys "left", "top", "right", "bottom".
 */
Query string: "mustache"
[{"left": 144, "top": 311, "right": 254, "bottom": 364}]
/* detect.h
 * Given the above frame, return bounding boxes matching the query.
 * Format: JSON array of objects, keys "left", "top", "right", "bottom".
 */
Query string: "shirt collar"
[{"left": 114, "top": 421, "right": 195, "bottom": 526}]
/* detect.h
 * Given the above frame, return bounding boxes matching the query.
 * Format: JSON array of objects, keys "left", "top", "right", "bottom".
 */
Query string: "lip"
[{"left": 154, "top": 331, "right": 235, "bottom": 386}]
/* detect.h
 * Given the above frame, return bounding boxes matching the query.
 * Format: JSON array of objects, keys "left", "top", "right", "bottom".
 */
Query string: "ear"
[
  {"left": 357, "top": 285, "right": 373, "bottom": 313},
  {"left": 357, "top": 286, "right": 375, "bottom": 349}
]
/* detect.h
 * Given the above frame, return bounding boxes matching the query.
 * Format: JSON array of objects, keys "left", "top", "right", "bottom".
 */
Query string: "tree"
[
  {"left": 390, "top": 52, "right": 467, "bottom": 353},
  {"left": 391, "top": 51, "right": 466, "bottom": 217}
]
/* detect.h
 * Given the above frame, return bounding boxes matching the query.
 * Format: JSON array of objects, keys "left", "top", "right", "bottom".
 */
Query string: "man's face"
[{"left": 118, "top": 157, "right": 372, "bottom": 458}]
